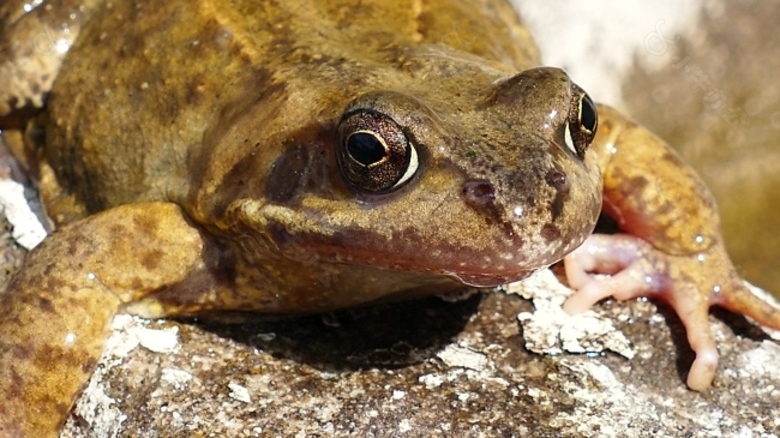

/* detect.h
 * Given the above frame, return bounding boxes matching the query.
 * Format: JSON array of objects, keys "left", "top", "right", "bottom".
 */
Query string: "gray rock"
[{"left": 59, "top": 279, "right": 779, "bottom": 438}]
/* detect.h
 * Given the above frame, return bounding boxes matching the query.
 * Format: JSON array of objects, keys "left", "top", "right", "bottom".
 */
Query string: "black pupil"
[
  {"left": 347, "top": 132, "right": 386, "bottom": 166},
  {"left": 580, "top": 96, "right": 597, "bottom": 132}
]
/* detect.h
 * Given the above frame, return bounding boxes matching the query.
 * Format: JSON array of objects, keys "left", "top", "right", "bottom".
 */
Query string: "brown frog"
[{"left": 0, "top": 0, "right": 778, "bottom": 436}]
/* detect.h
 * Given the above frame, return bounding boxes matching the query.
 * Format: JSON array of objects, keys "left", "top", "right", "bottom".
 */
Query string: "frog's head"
[
  {"left": 193, "top": 64, "right": 601, "bottom": 309},
  {"left": 201, "top": 65, "right": 601, "bottom": 294}
]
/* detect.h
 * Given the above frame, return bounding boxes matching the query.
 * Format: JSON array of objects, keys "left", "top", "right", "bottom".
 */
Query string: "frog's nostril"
[{"left": 462, "top": 179, "right": 495, "bottom": 207}]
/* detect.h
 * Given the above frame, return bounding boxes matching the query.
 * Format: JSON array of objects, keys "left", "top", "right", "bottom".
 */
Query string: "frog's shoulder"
[{"left": 0, "top": 0, "right": 99, "bottom": 128}]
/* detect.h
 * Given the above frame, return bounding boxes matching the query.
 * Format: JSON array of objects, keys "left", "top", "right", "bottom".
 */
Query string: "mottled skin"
[{"left": 0, "top": 0, "right": 778, "bottom": 436}]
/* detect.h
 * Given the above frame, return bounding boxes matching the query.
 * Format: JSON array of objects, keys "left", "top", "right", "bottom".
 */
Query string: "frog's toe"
[
  {"left": 563, "top": 233, "right": 724, "bottom": 390},
  {"left": 682, "top": 308, "right": 719, "bottom": 391},
  {"left": 563, "top": 233, "right": 662, "bottom": 313}
]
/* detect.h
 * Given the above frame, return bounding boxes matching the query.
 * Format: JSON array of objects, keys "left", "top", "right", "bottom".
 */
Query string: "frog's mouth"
[
  {"left": 264, "top": 219, "right": 550, "bottom": 289},
  {"left": 312, "top": 239, "right": 541, "bottom": 288},
  {"left": 441, "top": 270, "right": 538, "bottom": 288}
]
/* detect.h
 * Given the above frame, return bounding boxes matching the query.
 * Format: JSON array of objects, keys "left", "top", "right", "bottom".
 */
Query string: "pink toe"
[{"left": 686, "top": 347, "right": 718, "bottom": 391}]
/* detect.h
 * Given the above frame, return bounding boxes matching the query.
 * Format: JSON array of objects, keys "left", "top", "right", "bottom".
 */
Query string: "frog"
[{"left": 0, "top": 0, "right": 779, "bottom": 436}]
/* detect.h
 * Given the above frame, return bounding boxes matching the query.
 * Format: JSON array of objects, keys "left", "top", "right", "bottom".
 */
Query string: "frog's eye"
[
  {"left": 337, "top": 111, "right": 419, "bottom": 193},
  {"left": 564, "top": 91, "right": 599, "bottom": 158}
]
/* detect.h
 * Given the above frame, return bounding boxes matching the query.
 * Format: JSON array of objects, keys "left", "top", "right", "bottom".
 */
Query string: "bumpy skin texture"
[{"left": 0, "top": 0, "right": 777, "bottom": 436}]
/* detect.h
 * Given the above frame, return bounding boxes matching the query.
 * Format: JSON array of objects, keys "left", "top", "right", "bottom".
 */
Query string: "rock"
[{"left": 58, "top": 277, "right": 779, "bottom": 437}]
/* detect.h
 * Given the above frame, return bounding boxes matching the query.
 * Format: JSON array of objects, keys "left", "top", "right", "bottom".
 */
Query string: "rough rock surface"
[{"left": 57, "top": 277, "right": 779, "bottom": 438}]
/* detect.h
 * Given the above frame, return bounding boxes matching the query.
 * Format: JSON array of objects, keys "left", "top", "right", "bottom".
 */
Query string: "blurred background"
[{"left": 517, "top": 0, "right": 780, "bottom": 296}]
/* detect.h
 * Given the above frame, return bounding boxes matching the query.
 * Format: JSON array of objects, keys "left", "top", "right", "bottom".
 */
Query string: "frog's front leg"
[
  {"left": 564, "top": 105, "right": 780, "bottom": 391},
  {"left": 0, "top": 202, "right": 206, "bottom": 437}
]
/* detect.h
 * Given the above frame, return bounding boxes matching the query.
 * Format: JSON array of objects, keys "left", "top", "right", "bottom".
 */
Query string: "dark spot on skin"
[
  {"left": 544, "top": 169, "right": 569, "bottom": 191},
  {"left": 11, "top": 345, "right": 30, "bottom": 360},
  {"left": 130, "top": 277, "right": 144, "bottom": 291},
  {"left": 65, "top": 236, "right": 82, "bottom": 259},
  {"left": 549, "top": 194, "right": 565, "bottom": 221},
  {"left": 43, "top": 262, "right": 55, "bottom": 277},
  {"left": 53, "top": 401, "right": 70, "bottom": 417},
  {"left": 541, "top": 223, "right": 561, "bottom": 242},
  {"left": 266, "top": 145, "right": 309, "bottom": 203},
  {"left": 38, "top": 297, "right": 55, "bottom": 313},
  {"left": 81, "top": 357, "right": 98, "bottom": 374},
  {"left": 141, "top": 249, "right": 164, "bottom": 270},
  {"left": 133, "top": 213, "right": 160, "bottom": 237},
  {"left": 9, "top": 370, "right": 23, "bottom": 397},
  {"left": 545, "top": 169, "right": 570, "bottom": 220},
  {"left": 625, "top": 175, "right": 649, "bottom": 194},
  {"left": 40, "top": 277, "right": 65, "bottom": 295},
  {"left": 109, "top": 224, "right": 127, "bottom": 238}
]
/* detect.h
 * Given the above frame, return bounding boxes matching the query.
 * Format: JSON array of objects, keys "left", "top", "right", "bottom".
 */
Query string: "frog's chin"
[{"left": 443, "top": 270, "right": 534, "bottom": 287}]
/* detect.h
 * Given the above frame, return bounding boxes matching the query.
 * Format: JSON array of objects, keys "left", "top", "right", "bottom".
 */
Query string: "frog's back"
[{"left": 12, "top": 0, "right": 538, "bottom": 223}]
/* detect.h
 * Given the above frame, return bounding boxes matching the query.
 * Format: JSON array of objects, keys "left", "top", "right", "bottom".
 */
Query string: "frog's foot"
[{"left": 563, "top": 233, "right": 780, "bottom": 391}]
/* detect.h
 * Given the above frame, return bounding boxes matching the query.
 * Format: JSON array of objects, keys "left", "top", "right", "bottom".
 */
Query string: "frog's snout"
[{"left": 490, "top": 67, "right": 598, "bottom": 160}]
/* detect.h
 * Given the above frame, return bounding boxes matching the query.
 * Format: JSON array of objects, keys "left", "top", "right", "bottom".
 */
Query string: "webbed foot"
[{"left": 563, "top": 233, "right": 780, "bottom": 391}]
